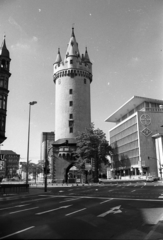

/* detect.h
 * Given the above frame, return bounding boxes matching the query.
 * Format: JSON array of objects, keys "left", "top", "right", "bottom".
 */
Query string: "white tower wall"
[{"left": 55, "top": 75, "right": 91, "bottom": 140}]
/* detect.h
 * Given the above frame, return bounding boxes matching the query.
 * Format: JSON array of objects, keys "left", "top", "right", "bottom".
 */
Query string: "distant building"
[
  {"left": 0, "top": 150, "right": 20, "bottom": 178},
  {"left": 40, "top": 132, "right": 55, "bottom": 160},
  {"left": 40, "top": 132, "right": 55, "bottom": 179},
  {"left": 0, "top": 36, "right": 11, "bottom": 144},
  {"left": 105, "top": 96, "right": 163, "bottom": 179}
]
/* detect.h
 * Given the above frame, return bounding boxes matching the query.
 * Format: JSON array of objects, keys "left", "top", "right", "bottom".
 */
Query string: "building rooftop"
[{"left": 105, "top": 96, "right": 163, "bottom": 123}]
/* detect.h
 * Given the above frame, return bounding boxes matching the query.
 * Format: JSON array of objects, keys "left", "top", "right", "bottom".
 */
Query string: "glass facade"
[{"left": 110, "top": 115, "right": 139, "bottom": 168}]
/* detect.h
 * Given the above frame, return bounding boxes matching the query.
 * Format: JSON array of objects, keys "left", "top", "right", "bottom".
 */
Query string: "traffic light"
[{"left": 44, "top": 160, "right": 50, "bottom": 175}]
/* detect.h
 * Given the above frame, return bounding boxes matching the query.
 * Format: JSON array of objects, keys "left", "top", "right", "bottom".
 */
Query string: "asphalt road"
[{"left": 0, "top": 183, "right": 163, "bottom": 239}]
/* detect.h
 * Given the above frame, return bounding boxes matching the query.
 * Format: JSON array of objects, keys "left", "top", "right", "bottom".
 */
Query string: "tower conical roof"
[
  {"left": 84, "top": 47, "right": 91, "bottom": 63},
  {"left": 0, "top": 36, "right": 10, "bottom": 58},
  {"left": 65, "top": 28, "right": 80, "bottom": 58},
  {"left": 54, "top": 48, "right": 62, "bottom": 64}
]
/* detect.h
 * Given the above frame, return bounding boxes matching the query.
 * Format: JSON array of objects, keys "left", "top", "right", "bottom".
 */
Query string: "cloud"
[
  {"left": 11, "top": 36, "right": 38, "bottom": 53},
  {"left": 8, "top": 16, "right": 26, "bottom": 35},
  {"left": 128, "top": 57, "right": 140, "bottom": 67}
]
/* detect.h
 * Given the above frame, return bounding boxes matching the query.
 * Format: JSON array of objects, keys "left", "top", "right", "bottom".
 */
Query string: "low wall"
[{"left": 0, "top": 184, "right": 29, "bottom": 195}]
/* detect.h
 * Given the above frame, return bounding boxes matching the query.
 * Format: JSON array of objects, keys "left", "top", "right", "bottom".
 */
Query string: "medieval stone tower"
[{"left": 52, "top": 28, "right": 92, "bottom": 182}]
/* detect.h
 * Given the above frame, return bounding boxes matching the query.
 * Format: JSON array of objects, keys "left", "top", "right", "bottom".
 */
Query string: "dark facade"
[
  {"left": 0, "top": 150, "right": 20, "bottom": 178},
  {"left": 0, "top": 36, "right": 11, "bottom": 144}
]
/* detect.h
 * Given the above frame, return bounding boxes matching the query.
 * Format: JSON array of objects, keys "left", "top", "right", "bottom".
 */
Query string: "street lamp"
[{"left": 26, "top": 101, "right": 37, "bottom": 185}]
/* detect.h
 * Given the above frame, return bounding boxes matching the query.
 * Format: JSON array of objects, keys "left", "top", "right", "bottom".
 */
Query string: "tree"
[
  {"left": 74, "top": 123, "right": 113, "bottom": 183},
  {"left": 20, "top": 161, "right": 43, "bottom": 181}
]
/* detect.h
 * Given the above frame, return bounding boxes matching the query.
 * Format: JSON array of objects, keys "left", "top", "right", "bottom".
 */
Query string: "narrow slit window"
[
  {"left": 69, "top": 114, "right": 73, "bottom": 119},
  {"left": 69, "top": 89, "right": 73, "bottom": 94},
  {"left": 70, "top": 101, "right": 73, "bottom": 106}
]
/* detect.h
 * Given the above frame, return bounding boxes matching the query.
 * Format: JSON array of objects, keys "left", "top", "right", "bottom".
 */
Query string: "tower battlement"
[{"left": 53, "top": 28, "right": 92, "bottom": 82}]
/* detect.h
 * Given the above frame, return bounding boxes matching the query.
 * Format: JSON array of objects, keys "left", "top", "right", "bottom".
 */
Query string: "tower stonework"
[{"left": 52, "top": 28, "right": 92, "bottom": 183}]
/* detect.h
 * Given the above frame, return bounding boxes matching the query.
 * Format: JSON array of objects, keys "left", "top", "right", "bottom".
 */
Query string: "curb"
[{"left": 144, "top": 221, "right": 163, "bottom": 240}]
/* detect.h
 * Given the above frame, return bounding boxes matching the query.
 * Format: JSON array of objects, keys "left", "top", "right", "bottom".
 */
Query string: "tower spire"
[
  {"left": 0, "top": 35, "right": 10, "bottom": 58},
  {"left": 84, "top": 47, "right": 91, "bottom": 63},
  {"left": 54, "top": 48, "right": 62, "bottom": 64}
]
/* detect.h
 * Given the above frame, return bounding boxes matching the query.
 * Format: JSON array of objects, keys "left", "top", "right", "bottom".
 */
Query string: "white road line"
[
  {"left": 0, "top": 204, "right": 30, "bottom": 211},
  {"left": 9, "top": 207, "right": 39, "bottom": 214},
  {"left": 100, "top": 199, "right": 113, "bottom": 204},
  {"left": 65, "top": 208, "right": 86, "bottom": 216},
  {"left": 108, "top": 190, "right": 114, "bottom": 192},
  {"left": 20, "top": 197, "right": 56, "bottom": 204},
  {"left": 158, "top": 196, "right": 163, "bottom": 198},
  {"left": 60, "top": 198, "right": 80, "bottom": 203},
  {"left": 36, "top": 205, "right": 72, "bottom": 215},
  {"left": 131, "top": 190, "right": 136, "bottom": 192},
  {"left": 0, "top": 226, "right": 35, "bottom": 239}
]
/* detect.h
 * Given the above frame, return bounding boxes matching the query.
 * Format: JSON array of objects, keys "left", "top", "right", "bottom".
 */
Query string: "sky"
[{"left": 0, "top": 0, "right": 163, "bottom": 163}]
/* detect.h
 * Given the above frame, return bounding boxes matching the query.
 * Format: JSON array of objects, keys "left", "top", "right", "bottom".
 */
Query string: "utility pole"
[{"left": 44, "top": 133, "right": 47, "bottom": 192}]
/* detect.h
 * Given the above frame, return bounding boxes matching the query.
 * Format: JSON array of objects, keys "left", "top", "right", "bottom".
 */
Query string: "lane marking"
[
  {"left": 0, "top": 226, "right": 35, "bottom": 239},
  {"left": 0, "top": 204, "right": 30, "bottom": 211},
  {"left": 100, "top": 199, "right": 113, "bottom": 204},
  {"left": 20, "top": 197, "right": 57, "bottom": 204},
  {"left": 98, "top": 205, "right": 122, "bottom": 217},
  {"left": 9, "top": 207, "right": 39, "bottom": 214},
  {"left": 108, "top": 190, "right": 114, "bottom": 192},
  {"left": 36, "top": 205, "right": 72, "bottom": 215},
  {"left": 131, "top": 190, "right": 136, "bottom": 192},
  {"left": 60, "top": 198, "right": 80, "bottom": 203},
  {"left": 65, "top": 208, "right": 86, "bottom": 216}
]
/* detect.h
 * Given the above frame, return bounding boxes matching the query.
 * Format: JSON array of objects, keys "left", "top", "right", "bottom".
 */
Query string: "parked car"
[
  {"left": 10, "top": 177, "right": 19, "bottom": 181},
  {"left": 146, "top": 176, "right": 159, "bottom": 182},
  {"left": 2, "top": 178, "right": 8, "bottom": 182}
]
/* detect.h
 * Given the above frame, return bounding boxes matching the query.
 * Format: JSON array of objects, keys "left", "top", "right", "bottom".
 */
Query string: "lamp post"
[{"left": 26, "top": 101, "right": 37, "bottom": 185}]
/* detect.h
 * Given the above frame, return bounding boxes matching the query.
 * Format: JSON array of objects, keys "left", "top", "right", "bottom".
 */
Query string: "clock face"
[
  {"left": 140, "top": 114, "right": 151, "bottom": 126},
  {"left": 58, "top": 79, "right": 61, "bottom": 84}
]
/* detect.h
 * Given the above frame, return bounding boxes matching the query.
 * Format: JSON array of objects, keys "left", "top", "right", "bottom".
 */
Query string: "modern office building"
[
  {"left": 52, "top": 28, "right": 92, "bottom": 182},
  {"left": 105, "top": 96, "right": 163, "bottom": 179}
]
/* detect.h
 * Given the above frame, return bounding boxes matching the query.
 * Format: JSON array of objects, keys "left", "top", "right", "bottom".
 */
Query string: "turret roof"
[
  {"left": 54, "top": 48, "right": 62, "bottom": 64},
  {"left": 84, "top": 47, "right": 91, "bottom": 63},
  {"left": 0, "top": 36, "right": 10, "bottom": 58},
  {"left": 65, "top": 28, "right": 80, "bottom": 58}
]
